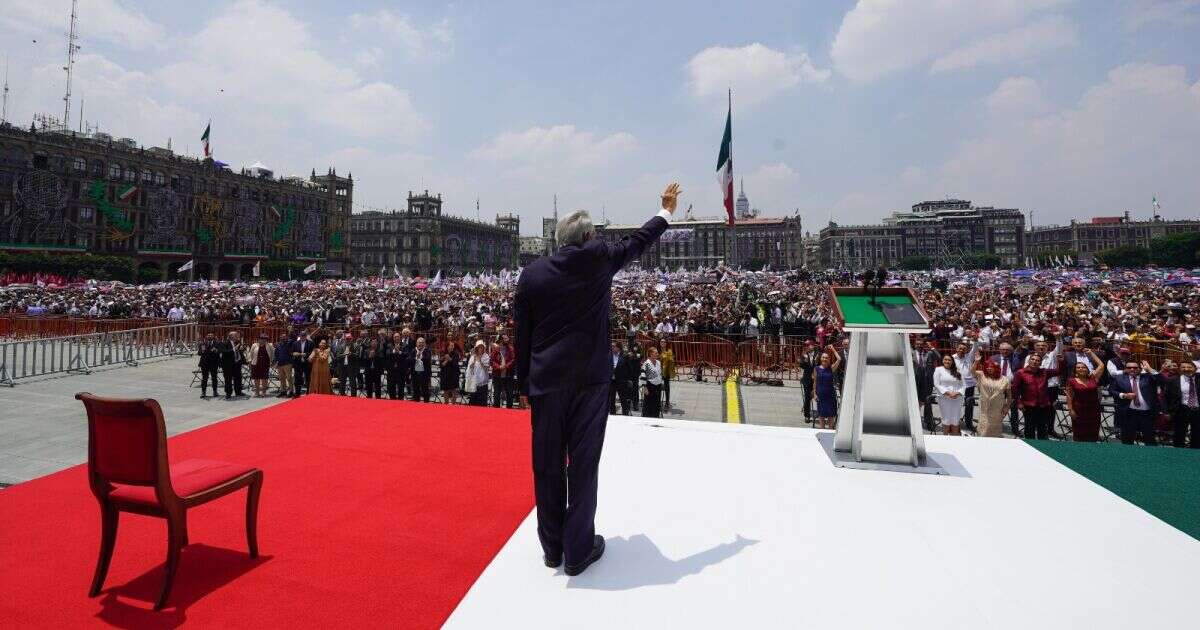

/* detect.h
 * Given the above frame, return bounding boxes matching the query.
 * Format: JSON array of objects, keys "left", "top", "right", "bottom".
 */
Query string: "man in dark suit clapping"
[
  {"left": 291, "top": 331, "right": 312, "bottom": 397},
  {"left": 1163, "top": 361, "right": 1200, "bottom": 448},
  {"left": 515, "top": 182, "right": 679, "bottom": 576},
  {"left": 1108, "top": 359, "right": 1162, "bottom": 445},
  {"left": 197, "top": 333, "right": 221, "bottom": 399}
]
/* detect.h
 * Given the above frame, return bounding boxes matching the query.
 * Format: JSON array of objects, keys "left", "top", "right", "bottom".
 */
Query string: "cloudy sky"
[{"left": 1, "top": 0, "right": 1197, "bottom": 234}]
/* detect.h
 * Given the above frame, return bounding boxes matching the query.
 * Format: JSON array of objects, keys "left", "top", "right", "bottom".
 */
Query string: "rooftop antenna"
[
  {"left": 62, "top": 0, "right": 80, "bottom": 130},
  {"left": 476, "top": 197, "right": 480, "bottom": 221},
  {"left": 77, "top": 94, "right": 83, "bottom": 132},
  {"left": 2, "top": 53, "right": 10, "bottom": 124}
]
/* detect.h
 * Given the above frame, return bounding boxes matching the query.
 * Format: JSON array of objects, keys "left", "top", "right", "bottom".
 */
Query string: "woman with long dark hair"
[{"left": 934, "top": 354, "right": 965, "bottom": 435}]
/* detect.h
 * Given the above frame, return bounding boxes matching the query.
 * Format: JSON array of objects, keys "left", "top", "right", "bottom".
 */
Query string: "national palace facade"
[
  {"left": 349, "top": 191, "right": 520, "bottom": 277},
  {"left": 0, "top": 122, "right": 352, "bottom": 280}
]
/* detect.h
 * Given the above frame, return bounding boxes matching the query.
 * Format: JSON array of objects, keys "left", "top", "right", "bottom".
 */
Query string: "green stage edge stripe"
[{"left": 1025, "top": 439, "right": 1200, "bottom": 542}]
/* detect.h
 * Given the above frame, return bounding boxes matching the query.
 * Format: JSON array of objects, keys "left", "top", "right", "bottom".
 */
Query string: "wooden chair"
[{"left": 75, "top": 393, "right": 264, "bottom": 610}]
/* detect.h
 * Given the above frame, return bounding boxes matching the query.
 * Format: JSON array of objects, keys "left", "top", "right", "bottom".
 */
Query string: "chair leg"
[
  {"left": 156, "top": 517, "right": 184, "bottom": 611},
  {"left": 246, "top": 473, "right": 263, "bottom": 558},
  {"left": 89, "top": 503, "right": 119, "bottom": 597}
]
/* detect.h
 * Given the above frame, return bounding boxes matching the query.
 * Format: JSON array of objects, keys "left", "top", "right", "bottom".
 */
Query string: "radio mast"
[
  {"left": 2, "top": 54, "right": 10, "bottom": 124},
  {"left": 62, "top": 0, "right": 80, "bottom": 130}
]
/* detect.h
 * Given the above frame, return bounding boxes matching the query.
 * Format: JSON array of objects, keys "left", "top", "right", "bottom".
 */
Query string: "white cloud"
[
  {"left": 938, "top": 63, "right": 1200, "bottom": 222},
  {"left": 687, "top": 43, "right": 829, "bottom": 107},
  {"left": 471, "top": 125, "right": 637, "bottom": 168},
  {"left": 931, "top": 15, "right": 1078, "bottom": 73},
  {"left": 156, "top": 0, "right": 425, "bottom": 143},
  {"left": 984, "top": 76, "right": 1049, "bottom": 114},
  {"left": 831, "top": 0, "right": 1072, "bottom": 82},
  {"left": 348, "top": 11, "right": 454, "bottom": 60},
  {"left": 0, "top": 0, "right": 163, "bottom": 49}
]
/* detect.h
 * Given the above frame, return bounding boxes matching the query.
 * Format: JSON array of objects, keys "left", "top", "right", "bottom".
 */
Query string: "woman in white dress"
[{"left": 933, "top": 354, "right": 965, "bottom": 435}]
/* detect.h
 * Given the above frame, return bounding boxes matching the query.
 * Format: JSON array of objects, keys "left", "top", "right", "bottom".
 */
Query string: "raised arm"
[
  {"left": 604, "top": 183, "right": 680, "bottom": 274},
  {"left": 1087, "top": 349, "right": 1106, "bottom": 382}
]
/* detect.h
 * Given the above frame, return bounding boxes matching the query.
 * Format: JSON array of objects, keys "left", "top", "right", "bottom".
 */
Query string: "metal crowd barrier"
[{"left": 0, "top": 323, "right": 198, "bottom": 386}]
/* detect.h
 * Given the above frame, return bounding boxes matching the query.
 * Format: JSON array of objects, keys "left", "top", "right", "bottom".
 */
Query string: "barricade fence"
[
  {"left": 0, "top": 323, "right": 197, "bottom": 386},
  {"left": 2, "top": 314, "right": 1193, "bottom": 385}
]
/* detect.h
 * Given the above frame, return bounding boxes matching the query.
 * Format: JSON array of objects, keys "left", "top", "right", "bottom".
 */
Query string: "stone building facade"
[
  {"left": 0, "top": 122, "right": 352, "bottom": 280},
  {"left": 349, "top": 191, "right": 520, "bottom": 277}
]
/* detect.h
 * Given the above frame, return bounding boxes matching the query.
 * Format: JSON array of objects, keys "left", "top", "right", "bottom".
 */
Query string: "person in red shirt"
[
  {"left": 1012, "top": 351, "right": 1054, "bottom": 439},
  {"left": 490, "top": 334, "right": 516, "bottom": 408}
]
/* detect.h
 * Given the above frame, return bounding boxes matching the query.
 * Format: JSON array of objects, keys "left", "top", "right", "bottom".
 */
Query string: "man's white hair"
[{"left": 555, "top": 210, "right": 594, "bottom": 247}]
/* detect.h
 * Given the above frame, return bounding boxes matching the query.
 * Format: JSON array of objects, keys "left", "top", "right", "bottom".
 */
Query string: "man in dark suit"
[
  {"left": 913, "top": 338, "right": 941, "bottom": 432},
  {"left": 1163, "top": 361, "right": 1200, "bottom": 448},
  {"left": 410, "top": 336, "right": 433, "bottom": 402},
  {"left": 218, "top": 331, "right": 245, "bottom": 399},
  {"left": 799, "top": 341, "right": 819, "bottom": 424},
  {"left": 291, "top": 331, "right": 312, "bottom": 397},
  {"left": 613, "top": 344, "right": 641, "bottom": 416},
  {"left": 515, "top": 182, "right": 679, "bottom": 577},
  {"left": 197, "top": 333, "right": 221, "bottom": 399},
  {"left": 1108, "top": 359, "right": 1161, "bottom": 445}
]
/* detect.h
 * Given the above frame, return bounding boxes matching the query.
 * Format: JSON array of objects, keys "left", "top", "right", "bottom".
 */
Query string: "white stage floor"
[{"left": 446, "top": 417, "right": 1199, "bottom": 630}]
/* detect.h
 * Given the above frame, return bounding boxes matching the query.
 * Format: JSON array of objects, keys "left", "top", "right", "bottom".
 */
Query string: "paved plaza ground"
[{"left": 0, "top": 357, "right": 810, "bottom": 486}]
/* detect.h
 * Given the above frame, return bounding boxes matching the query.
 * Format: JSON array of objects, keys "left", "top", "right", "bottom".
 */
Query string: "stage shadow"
[
  {"left": 93, "top": 544, "right": 271, "bottom": 629},
  {"left": 566, "top": 534, "right": 758, "bottom": 591}
]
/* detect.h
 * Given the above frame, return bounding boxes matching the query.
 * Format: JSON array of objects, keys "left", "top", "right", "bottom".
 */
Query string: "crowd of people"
[{"left": 2, "top": 265, "right": 1198, "bottom": 445}]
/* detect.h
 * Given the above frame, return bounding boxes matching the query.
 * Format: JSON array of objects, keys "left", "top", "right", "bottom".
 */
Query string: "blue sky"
[{"left": 1, "top": 0, "right": 1198, "bottom": 234}]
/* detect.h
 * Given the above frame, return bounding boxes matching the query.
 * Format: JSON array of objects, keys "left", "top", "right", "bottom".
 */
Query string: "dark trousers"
[
  {"left": 530, "top": 381, "right": 609, "bottom": 566},
  {"left": 492, "top": 375, "right": 514, "bottom": 408},
  {"left": 963, "top": 386, "right": 976, "bottom": 430},
  {"left": 200, "top": 366, "right": 219, "bottom": 395},
  {"left": 1173, "top": 408, "right": 1200, "bottom": 448},
  {"left": 386, "top": 369, "right": 406, "bottom": 399},
  {"left": 222, "top": 364, "right": 243, "bottom": 397},
  {"left": 802, "top": 383, "right": 814, "bottom": 420},
  {"left": 1023, "top": 406, "right": 1052, "bottom": 440},
  {"left": 642, "top": 383, "right": 662, "bottom": 418},
  {"left": 469, "top": 384, "right": 489, "bottom": 406},
  {"left": 1119, "top": 409, "right": 1157, "bottom": 445},
  {"left": 1009, "top": 400, "right": 1021, "bottom": 437},
  {"left": 412, "top": 372, "right": 431, "bottom": 402},
  {"left": 365, "top": 369, "right": 383, "bottom": 398},
  {"left": 292, "top": 361, "right": 308, "bottom": 395},
  {"left": 662, "top": 378, "right": 671, "bottom": 408},
  {"left": 615, "top": 380, "right": 633, "bottom": 415},
  {"left": 347, "top": 367, "right": 362, "bottom": 397},
  {"left": 609, "top": 379, "right": 618, "bottom": 414}
]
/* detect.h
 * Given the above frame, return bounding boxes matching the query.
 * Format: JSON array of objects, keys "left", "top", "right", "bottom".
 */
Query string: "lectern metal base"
[{"left": 818, "top": 433, "right": 945, "bottom": 475}]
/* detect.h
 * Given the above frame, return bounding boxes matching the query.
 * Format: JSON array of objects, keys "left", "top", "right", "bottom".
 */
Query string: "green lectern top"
[{"left": 828, "top": 287, "right": 930, "bottom": 332}]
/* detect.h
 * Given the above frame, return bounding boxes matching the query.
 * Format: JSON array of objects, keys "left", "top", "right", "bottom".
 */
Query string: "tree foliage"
[{"left": 1096, "top": 245, "right": 1151, "bottom": 268}]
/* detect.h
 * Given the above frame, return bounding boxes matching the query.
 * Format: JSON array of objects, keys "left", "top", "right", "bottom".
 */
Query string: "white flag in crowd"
[
  {"left": 304, "top": 263, "right": 318, "bottom": 274},
  {"left": 252, "top": 260, "right": 261, "bottom": 277},
  {"left": 178, "top": 260, "right": 194, "bottom": 272}
]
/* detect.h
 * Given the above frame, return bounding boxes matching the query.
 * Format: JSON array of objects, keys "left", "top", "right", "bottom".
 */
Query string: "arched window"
[
  {"left": 73, "top": 157, "right": 86, "bottom": 172},
  {"left": 124, "top": 167, "right": 136, "bottom": 182},
  {"left": 91, "top": 159, "right": 104, "bottom": 177},
  {"left": 154, "top": 171, "right": 165, "bottom": 186},
  {"left": 141, "top": 169, "right": 152, "bottom": 183},
  {"left": 108, "top": 163, "right": 122, "bottom": 179}
]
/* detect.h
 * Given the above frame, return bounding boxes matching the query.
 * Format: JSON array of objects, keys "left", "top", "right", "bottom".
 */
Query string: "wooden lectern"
[{"left": 826, "top": 286, "right": 945, "bottom": 474}]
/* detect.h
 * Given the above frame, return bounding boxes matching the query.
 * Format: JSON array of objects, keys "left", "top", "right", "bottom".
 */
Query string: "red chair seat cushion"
[{"left": 109, "top": 458, "right": 256, "bottom": 505}]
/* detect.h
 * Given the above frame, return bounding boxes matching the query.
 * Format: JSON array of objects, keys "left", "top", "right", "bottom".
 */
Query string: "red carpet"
[{"left": 0, "top": 396, "right": 533, "bottom": 628}]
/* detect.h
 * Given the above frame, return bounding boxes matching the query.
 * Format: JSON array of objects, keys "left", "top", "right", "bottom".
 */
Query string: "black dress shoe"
[
  {"left": 564, "top": 535, "right": 605, "bottom": 576},
  {"left": 544, "top": 553, "right": 562, "bottom": 568}
]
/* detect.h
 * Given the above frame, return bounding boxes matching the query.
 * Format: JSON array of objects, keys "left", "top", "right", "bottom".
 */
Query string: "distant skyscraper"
[{"left": 735, "top": 179, "right": 750, "bottom": 219}]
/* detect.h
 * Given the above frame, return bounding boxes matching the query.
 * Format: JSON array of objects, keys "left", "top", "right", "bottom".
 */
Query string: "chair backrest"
[{"left": 75, "top": 393, "right": 169, "bottom": 487}]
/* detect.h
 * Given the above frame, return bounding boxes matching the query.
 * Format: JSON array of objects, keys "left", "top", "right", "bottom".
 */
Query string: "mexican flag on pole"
[
  {"left": 716, "top": 90, "right": 734, "bottom": 227},
  {"left": 202, "top": 122, "right": 212, "bottom": 158},
  {"left": 118, "top": 185, "right": 138, "bottom": 202}
]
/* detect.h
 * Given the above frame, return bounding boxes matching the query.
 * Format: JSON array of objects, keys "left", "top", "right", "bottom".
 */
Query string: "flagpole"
[{"left": 728, "top": 88, "right": 738, "bottom": 270}]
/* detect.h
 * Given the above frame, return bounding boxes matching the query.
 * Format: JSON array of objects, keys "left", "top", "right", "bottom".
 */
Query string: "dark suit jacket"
[
  {"left": 990, "top": 351, "right": 1024, "bottom": 380},
  {"left": 1108, "top": 372, "right": 1162, "bottom": 415},
  {"left": 291, "top": 339, "right": 312, "bottom": 366},
  {"left": 1164, "top": 374, "right": 1199, "bottom": 415},
  {"left": 515, "top": 215, "right": 669, "bottom": 396},
  {"left": 411, "top": 347, "right": 433, "bottom": 379}
]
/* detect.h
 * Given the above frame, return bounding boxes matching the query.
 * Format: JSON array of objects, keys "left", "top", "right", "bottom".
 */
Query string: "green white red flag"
[{"left": 716, "top": 90, "right": 733, "bottom": 227}]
